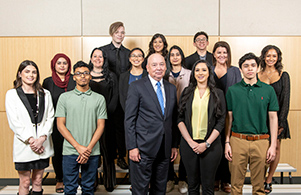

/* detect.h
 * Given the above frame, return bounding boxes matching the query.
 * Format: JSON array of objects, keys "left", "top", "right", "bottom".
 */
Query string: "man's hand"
[
  {"left": 129, "top": 148, "right": 141, "bottom": 162},
  {"left": 170, "top": 148, "right": 178, "bottom": 162},
  {"left": 266, "top": 146, "right": 276, "bottom": 164},
  {"left": 225, "top": 143, "right": 232, "bottom": 161},
  {"left": 77, "top": 155, "right": 89, "bottom": 164},
  {"left": 75, "top": 145, "right": 91, "bottom": 159}
]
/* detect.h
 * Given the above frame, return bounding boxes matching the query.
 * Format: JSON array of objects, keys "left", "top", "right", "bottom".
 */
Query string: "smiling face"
[
  {"left": 169, "top": 48, "right": 182, "bottom": 66},
  {"left": 146, "top": 53, "right": 166, "bottom": 81},
  {"left": 55, "top": 57, "right": 69, "bottom": 75},
  {"left": 214, "top": 46, "right": 228, "bottom": 65},
  {"left": 193, "top": 35, "right": 209, "bottom": 51},
  {"left": 129, "top": 49, "right": 144, "bottom": 68},
  {"left": 240, "top": 59, "right": 258, "bottom": 80},
  {"left": 194, "top": 62, "right": 209, "bottom": 85},
  {"left": 264, "top": 49, "right": 278, "bottom": 68},
  {"left": 19, "top": 65, "right": 37, "bottom": 87},
  {"left": 112, "top": 26, "right": 125, "bottom": 45},
  {"left": 91, "top": 49, "right": 104, "bottom": 69},
  {"left": 153, "top": 37, "right": 164, "bottom": 53}
]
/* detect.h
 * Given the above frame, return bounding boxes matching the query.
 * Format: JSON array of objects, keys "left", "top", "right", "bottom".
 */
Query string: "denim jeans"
[{"left": 63, "top": 155, "right": 99, "bottom": 195}]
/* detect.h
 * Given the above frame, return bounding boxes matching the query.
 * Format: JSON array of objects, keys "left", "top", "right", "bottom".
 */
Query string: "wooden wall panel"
[
  {"left": 0, "top": 113, "right": 18, "bottom": 178},
  {"left": 0, "top": 37, "right": 82, "bottom": 111}
]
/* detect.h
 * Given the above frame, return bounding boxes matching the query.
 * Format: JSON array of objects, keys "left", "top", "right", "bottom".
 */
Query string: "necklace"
[
  {"left": 265, "top": 69, "right": 276, "bottom": 80},
  {"left": 92, "top": 70, "right": 102, "bottom": 74}
]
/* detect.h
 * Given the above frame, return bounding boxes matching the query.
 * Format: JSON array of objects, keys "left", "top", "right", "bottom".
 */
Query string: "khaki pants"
[{"left": 229, "top": 136, "right": 269, "bottom": 195}]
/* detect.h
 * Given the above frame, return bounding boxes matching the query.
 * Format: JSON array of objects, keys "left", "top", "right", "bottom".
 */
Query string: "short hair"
[
  {"left": 260, "top": 45, "right": 283, "bottom": 75},
  {"left": 109, "top": 21, "right": 124, "bottom": 36},
  {"left": 193, "top": 31, "right": 209, "bottom": 42},
  {"left": 73, "top": 61, "right": 91, "bottom": 72},
  {"left": 238, "top": 52, "right": 260, "bottom": 68},
  {"left": 212, "top": 41, "right": 232, "bottom": 68}
]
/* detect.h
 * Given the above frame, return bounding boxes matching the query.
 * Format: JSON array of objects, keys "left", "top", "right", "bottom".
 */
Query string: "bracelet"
[{"left": 225, "top": 142, "right": 230, "bottom": 144}]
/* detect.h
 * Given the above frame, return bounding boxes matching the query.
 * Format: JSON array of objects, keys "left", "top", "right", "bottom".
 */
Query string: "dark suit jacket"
[
  {"left": 177, "top": 88, "right": 226, "bottom": 151},
  {"left": 100, "top": 42, "right": 130, "bottom": 78},
  {"left": 124, "top": 76, "right": 178, "bottom": 158},
  {"left": 119, "top": 70, "right": 148, "bottom": 111},
  {"left": 185, "top": 51, "right": 213, "bottom": 70}
]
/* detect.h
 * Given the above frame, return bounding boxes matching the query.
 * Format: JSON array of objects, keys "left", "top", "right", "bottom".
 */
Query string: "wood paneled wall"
[{"left": 0, "top": 36, "right": 300, "bottom": 178}]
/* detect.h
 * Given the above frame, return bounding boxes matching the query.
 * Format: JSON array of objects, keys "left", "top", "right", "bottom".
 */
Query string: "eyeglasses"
[
  {"left": 195, "top": 38, "right": 207, "bottom": 43},
  {"left": 74, "top": 71, "right": 90, "bottom": 77},
  {"left": 130, "top": 54, "right": 143, "bottom": 58}
]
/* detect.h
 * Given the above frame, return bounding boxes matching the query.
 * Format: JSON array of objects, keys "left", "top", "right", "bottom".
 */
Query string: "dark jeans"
[{"left": 63, "top": 155, "right": 99, "bottom": 195}]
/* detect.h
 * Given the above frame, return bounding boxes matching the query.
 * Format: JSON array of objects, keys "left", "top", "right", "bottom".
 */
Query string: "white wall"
[{"left": 0, "top": 0, "right": 300, "bottom": 36}]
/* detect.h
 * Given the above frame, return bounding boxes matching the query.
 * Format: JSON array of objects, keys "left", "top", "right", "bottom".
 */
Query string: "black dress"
[
  {"left": 42, "top": 76, "right": 75, "bottom": 181},
  {"left": 15, "top": 94, "right": 49, "bottom": 171},
  {"left": 270, "top": 71, "right": 291, "bottom": 139},
  {"left": 89, "top": 73, "right": 118, "bottom": 192}
]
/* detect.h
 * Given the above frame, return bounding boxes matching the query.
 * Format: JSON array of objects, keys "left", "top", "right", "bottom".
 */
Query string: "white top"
[{"left": 5, "top": 88, "right": 54, "bottom": 162}]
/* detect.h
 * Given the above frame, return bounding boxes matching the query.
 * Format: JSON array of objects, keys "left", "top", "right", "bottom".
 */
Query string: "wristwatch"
[{"left": 205, "top": 141, "right": 211, "bottom": 148}]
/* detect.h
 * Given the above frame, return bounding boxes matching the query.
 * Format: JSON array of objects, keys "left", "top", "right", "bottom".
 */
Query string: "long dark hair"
[
  {"left": 14, "top": 60, "right": 44, "bottom": 96},
  {"left": 146, "top": 33, "right": 168, "bottom": 58},
  {"left": 166, "top": 45, "right": 186, "bottom": 70},
  {"left": 260, "top": 45, "right": 283, "bottom": 75},
  {"left": 89, "top": 47, "right": 114, "bottom": 86},
  {"left": 212, "top": 41, "right": 232, "bottom": 68},
  {"left": 178, "top": 60, "right": 222, "bottom": 117}
]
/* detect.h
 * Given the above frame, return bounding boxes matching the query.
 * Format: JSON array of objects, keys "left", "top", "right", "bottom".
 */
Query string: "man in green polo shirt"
[
  {"left": 56, "top": 61, "right": 107, "bottom": 195},
  {"left": 225, "top": 53, "right": 278, "bottom": 195}
]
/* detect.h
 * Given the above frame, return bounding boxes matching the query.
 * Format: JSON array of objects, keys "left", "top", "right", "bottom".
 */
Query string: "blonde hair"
[{"left": 109, "top": 21, "right": 124, "bottom": 36}]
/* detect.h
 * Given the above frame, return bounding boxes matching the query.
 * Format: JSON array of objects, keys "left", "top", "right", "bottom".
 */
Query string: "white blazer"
[{"left": 5, "top": 88, "right": 54, "bottom": 163}]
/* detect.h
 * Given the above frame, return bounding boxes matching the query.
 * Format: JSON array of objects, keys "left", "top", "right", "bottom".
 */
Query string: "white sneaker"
[
  {"left": 166, "top": 180, "right": 175, "bottom": 193},
  {"left": 178, "top": 181, "right": 188, "bottom": 194}
]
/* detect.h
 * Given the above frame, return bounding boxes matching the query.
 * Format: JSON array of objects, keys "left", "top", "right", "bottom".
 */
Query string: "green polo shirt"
[
  {"left": 226, "top": 79, "right": 279, "bottom": 135},
  {"left": 55, "top": 87, "right": 107, "bottom": 155}
]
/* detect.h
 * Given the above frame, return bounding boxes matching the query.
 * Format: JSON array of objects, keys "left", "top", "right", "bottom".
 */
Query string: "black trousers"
[
  {"left": 113, "top": 103, "right": 126, "bottom": 158},
  {"left": 181, "top": 139, "right": 222, "bottom": 195},
  {"left": 51, "top": 121, "right": 64, "bottom": 181},
  {"left": 130, "top": 137, "right": 169, "bottom": 195},
  {"left": 215, "top": 129, "right": 231, "bottom": 183}
]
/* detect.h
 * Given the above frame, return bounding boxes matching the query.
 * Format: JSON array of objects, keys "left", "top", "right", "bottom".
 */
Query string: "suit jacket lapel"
[
  {"left": 144, "top": 77, "right": 164, "bottom": 118},
  {"left": 208, "top": 93, "right": 214, "bottom": 124}
]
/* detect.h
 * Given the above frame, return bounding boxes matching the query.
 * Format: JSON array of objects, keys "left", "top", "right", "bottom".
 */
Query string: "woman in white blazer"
[{"left": 5, "top": 60, "right": 54, "bottom": 195}]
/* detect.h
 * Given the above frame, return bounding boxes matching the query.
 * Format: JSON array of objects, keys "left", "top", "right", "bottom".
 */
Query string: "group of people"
[{"left": 5, "top": 21, "right": 290, "bottom": 195}]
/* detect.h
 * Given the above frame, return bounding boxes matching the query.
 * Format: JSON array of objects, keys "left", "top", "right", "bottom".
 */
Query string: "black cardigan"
[{"left": 177, "top": 88, "right": 226, "bottom": 148}]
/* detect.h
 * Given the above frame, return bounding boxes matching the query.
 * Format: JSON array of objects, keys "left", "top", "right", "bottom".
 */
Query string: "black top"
[
  {"left": 270, "top": 71, "right": 290, "bottom": 139},
  {"left": 42, "top": 75, "right": 76, "bottom": 109},
  {"left": 119, "top": 70, "right": 148, "bottom": 111},
  {"left": 214, "top": 73, "right": 228, "bottom": 95},
  {"left": 25, "top": 94, "right": 38, "bottom": 125},
  {"left": 89, "top": 73, "right": 118, "bottom": 116},
  {"left": 100, "top": 42, "right": 130, "bottom": 78},
  {"left": 185, "top": 51, "right": 213, "bottom": 70}
]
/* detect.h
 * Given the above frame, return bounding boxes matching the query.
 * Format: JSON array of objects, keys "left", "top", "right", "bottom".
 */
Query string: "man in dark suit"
[
  {"left": 125, "top": 53, "right": 178, "bottom": 195},
  {"left": 185, "top": 31, "right": 213, "bottom": 69}
]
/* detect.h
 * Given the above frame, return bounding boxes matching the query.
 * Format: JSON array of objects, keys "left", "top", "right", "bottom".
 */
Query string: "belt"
[{"left": 231, "top": 132, "right": 269, "bottom": 141}]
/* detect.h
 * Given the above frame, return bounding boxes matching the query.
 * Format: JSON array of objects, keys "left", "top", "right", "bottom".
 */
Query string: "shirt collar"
[
  {"left": 241, "top": 79, "right": 262, "bottom": 87},
  {"left": 74, "top": 87, "right": 92, "bottom": 96},
  {"left": 148, "top": 75, "right": 163, "bottom": 88},
  {"left": 109, "top": 42, "right": 124, "bottom": 50}
]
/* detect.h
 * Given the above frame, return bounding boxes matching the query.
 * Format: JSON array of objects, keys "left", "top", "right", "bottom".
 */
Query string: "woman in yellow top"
[{"left": 177, "top": 60, "right": 226, "bottom": 195}]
